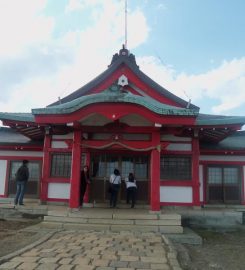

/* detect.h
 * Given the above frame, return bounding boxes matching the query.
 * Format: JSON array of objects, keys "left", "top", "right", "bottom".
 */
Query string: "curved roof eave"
[
  {"left": 33, "top": 90, "right": 199, "bottom": 117},
  {"left": 196, "top": 113, "right": 245, "bottom": 126},
  {"left": 0, "top": 112, "right": 35, "bottom": 123}
]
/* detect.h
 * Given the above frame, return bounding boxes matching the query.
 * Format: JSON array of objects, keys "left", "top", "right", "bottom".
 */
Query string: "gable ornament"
[{"left": 118, "top": 74, "right": 128, "bottom": 87}]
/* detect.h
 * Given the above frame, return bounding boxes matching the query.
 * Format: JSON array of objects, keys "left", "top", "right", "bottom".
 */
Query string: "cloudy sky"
[{"left": 0, "top": 0, "right": 245, "bottom": 117}]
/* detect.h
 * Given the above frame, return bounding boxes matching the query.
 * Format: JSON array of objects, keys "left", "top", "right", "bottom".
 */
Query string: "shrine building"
[{"left": 0, "top": 47, "right": 245, "bottom": 211}]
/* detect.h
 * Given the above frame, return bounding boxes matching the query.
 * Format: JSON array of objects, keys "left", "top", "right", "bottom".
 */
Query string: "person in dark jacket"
[
  {"left": 80, "top": 165, "right": 91, "bottom": 206},
  {"left": 14, "top": 160, "right": 29, "bottom": 206}
]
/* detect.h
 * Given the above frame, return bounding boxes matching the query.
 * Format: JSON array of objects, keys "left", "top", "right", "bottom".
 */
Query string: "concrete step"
[{"left": 43, "top": 209, "right": 183, "bottom": 234}]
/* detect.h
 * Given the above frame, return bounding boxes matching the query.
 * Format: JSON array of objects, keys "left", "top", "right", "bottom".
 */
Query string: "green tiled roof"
[
  {"left": 0, "top": 112, "right": 35, "bottom": 122},
  {"left": 196, "top": 113, "right": 245, "bottom": 125},
  {"left": 33, "top": 86, "right": 199, "bottom": 116}
]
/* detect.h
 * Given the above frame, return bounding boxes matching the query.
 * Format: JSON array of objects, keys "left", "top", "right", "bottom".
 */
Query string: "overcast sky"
[{"left": 0, "top": 0, "right": 245, "bottom": 117}]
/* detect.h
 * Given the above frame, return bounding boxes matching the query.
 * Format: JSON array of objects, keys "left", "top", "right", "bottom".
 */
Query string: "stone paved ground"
[
  {"left": 0, "top": 230, "right": 181, "bottom": 270},
  {"left": 176, "top": 228, "right": 245, "bottom": 270}
]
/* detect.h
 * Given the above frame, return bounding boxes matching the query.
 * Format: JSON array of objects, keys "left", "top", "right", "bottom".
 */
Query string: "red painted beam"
[{"left": 34, "top": 103, "right": 196, "bottom": 125}]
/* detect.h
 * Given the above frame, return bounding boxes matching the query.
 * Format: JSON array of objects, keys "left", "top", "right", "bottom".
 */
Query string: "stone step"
[
  {"left": 41, "top": 220, "right": 183, "bottom": 234},
  {"left": 43, "top": 210, "right": 183, "bottom": 234},
  {"left": 85, "top": 202, "right": 150, "bottom": 209},
  {"left": 44, "top": 215, "right": 181, "bottom": 226}
]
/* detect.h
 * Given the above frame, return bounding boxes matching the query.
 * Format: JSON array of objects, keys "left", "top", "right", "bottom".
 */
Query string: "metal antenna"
[
  {"left": 125, "top": 0, "right": 128, "bottom": 49},
  {"left": 58, "top": 82, "right": 71, "bottom": 104}
]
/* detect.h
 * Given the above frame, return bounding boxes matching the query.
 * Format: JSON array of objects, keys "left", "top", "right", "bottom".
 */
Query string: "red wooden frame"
[{"left": 202, "top": 162, "right": 245, "bottom": 205}]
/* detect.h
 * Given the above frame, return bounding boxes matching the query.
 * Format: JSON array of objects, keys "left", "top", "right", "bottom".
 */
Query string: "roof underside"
[
  {"left": 195, "top": 113, "right": 245, "bottom": 142},
  {"left": 200, "top": 130, "right": 245, "bottom": 151},
  {"left": 0, "top": 127, "right": 43, "bottom": 146},
  {"left": 0, "top": 113, "right": 43, "bottom": 139}
]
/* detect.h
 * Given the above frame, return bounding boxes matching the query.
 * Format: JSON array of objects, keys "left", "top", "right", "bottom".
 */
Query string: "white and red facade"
[{"left": 1, "top": 47, "right": 245, "bottom": 211}]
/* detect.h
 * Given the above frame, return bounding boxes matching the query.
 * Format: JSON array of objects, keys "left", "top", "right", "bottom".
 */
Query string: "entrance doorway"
[
  {"left": 90, "top": 153, "right": 149, "bottom": 203},
  {"left": 206, "top": 165, "right": 241, "bottom": 204}
]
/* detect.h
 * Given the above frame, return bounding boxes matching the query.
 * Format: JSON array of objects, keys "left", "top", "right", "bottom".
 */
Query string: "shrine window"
[
  {"left": 50, "top": 153, "right": 72, "bottom": 178},
  {"left": 160, "top": 155, "right": 192, "bottom": 180},
  {"left": 10, "top": 161, "right": 40, "bottom": 181}
]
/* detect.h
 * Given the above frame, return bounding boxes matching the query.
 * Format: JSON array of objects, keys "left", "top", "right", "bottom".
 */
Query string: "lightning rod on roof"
[
  {"left": 183, "top": 90, "right": 192, "bottom": 108},
  {"left": 57, "top": 82, "right": 71, "bottom": 105},
  {"left": 124, "top": 0, "right": 128, "bottom": 49},
  {"left": 154, "top": 50, "right": 193, "bottom": 108}
]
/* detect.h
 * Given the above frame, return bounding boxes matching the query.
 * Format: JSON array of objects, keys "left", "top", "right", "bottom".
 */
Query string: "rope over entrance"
[{"left": 80, "top": 141, "right": 161, "bottom": 152}]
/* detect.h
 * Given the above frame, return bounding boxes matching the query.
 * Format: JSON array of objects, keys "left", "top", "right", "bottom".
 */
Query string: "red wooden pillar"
[
  {"left": 241, "top": 166, "right": 245, "bottom": 205},
  {"left": 150, "top": 132, "right": 161, "bottom": 211},
  {"left": 69, "top": 130, "right": 81, "bottom": 208},
  {"left": 40, "top": 134, "right": 51, "bottom": 203},
  {"left": 192, "top": 136, "right": 201, "bottom": 206}
]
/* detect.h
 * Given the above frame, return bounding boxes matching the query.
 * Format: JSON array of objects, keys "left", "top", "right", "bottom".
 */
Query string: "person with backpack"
[{"left": 14, "top": 160, "right": 29, "bottom": 206}]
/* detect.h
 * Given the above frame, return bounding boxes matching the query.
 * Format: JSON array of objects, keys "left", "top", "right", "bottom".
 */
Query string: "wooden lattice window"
[
  {"left": 50, "top": 153, "right": 72, "bottom": 178},
  {"left": 160, "top": 155, "right": 192, "bottom": 180}
]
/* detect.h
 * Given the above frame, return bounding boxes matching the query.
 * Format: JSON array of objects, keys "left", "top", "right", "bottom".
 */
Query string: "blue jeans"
[{"left": 14, "top": 181, "right": 27, "bottom": 205}]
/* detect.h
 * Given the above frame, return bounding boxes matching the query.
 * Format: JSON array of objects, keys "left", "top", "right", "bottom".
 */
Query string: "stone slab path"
[{"left": 0, "top": 230, "right": 182, "bottom": 270}]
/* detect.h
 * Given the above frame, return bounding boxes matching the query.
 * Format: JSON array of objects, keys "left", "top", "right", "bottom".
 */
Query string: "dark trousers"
[
  {"left": 80, "top": 181, "right": 87, "bottom": 205},
  {"left": 15, "top": 181, "right": 27, "bottom": 205},
  {"left": 110, "top": 184, "right": 120, "bottom": 207},
  {"left": 126, "top": 187, "right": 137, "bottom": 208}
]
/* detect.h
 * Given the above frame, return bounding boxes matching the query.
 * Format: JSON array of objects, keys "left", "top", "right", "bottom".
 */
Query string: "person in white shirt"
[
  {"left": 125, "top": 172, "right": 137, "bottom": 208},
  {"left": 109, "top": 169, "right": 121, "bottom": 208}
]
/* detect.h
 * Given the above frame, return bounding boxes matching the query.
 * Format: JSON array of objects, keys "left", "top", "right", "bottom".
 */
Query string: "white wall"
[
  {"left": 161, "top": 134, "right": 191, "bottom": 142},
  {"left": 166, "top": 143, "right": 192, "bottom": 151},
  {"left": 52, "top": 133, "right": 73, "bottom": 139},
  {"left": 51, "top": 141, "right": 68, "bottom": 148},
  {"left": 160, "top": 186, "right": 193, "bottom": 203},
  {"left": 200, "top": 155, "right": 245, "bottom": 162},
  {"left": 0, "top": 160, "right": 7, "bottom": 195},
  {"left": 48, "top": 183, "right": 70, "bottom": 199},
  {"left": 0, "top": 150, "right": 43, "bottom": 157}
]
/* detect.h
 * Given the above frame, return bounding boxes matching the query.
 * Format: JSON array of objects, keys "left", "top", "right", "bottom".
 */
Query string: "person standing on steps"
[
  {"left": 125, "top": 172, "right": 137, "bottom": 208},
  {"left": 80, "top": 165, "right": 91, "bottom": 206},
  {"left": 109, "top": 169, "right": 121, "bottom": 208},
  {"left": 14, "top": 160, "right": 29, "bottom": 206}
]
